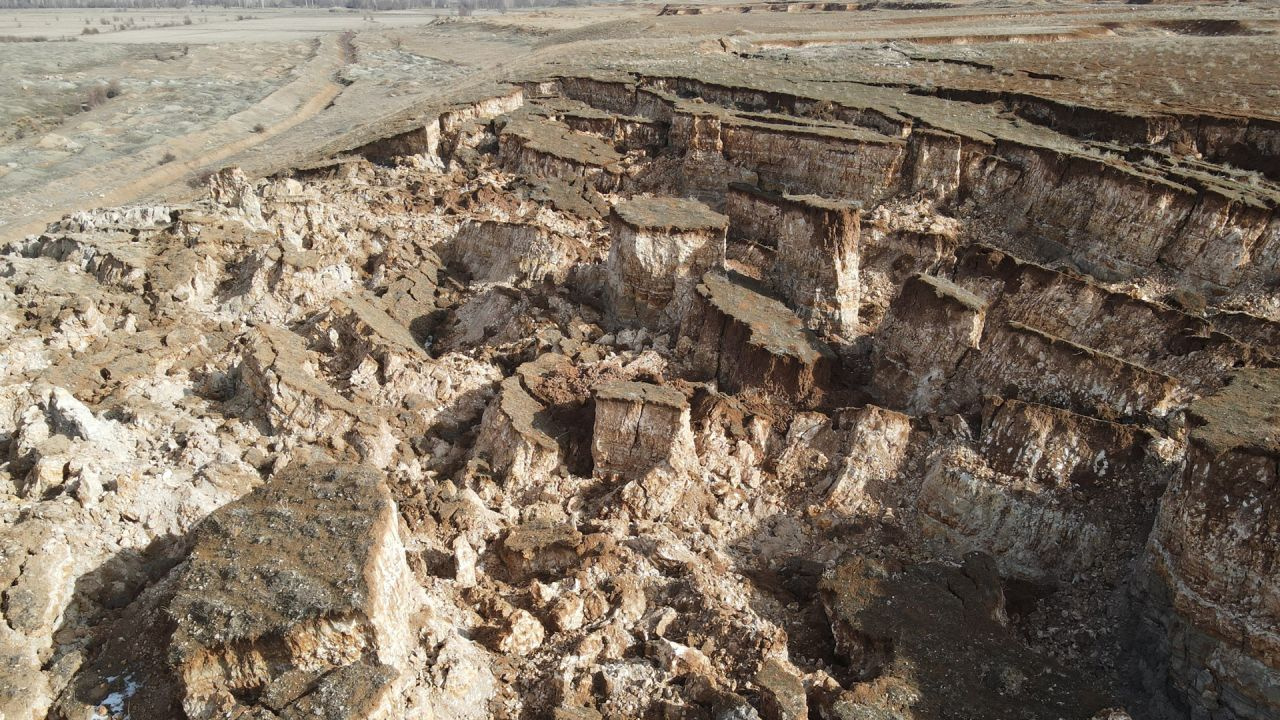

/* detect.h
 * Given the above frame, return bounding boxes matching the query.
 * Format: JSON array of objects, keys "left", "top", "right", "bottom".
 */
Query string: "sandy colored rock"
[
  {"left": 685, "top": 272, "right": 836, "bottom": 408},
  {"left": 54, "top": 462, "right": 420, "bottom": 720},
  {"left": 605, "top": 196, "right": 727, "bottom": 331}
]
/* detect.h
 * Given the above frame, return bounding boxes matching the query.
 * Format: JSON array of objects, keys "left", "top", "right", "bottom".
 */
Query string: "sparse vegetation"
[
  {"left": 81, "top": 79, "right": 122, "bottom": 110},
  {"left": 83, "top": 83, "right": 108, "bottom": 107},
  {"left": 189, "top": 168, "right": 218, "bottom": 189}
]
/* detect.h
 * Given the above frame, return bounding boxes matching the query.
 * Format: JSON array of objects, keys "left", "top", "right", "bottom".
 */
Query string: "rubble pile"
[{"left": 2, "top": 53, "right": 1279, "bottom": 720}]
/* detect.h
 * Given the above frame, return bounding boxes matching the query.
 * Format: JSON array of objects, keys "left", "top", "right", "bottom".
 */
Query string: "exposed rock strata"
[
  {"left": 870, "top": 272, "right": 986, "bottom": 414},
  {"left": 605, "top": 196, "right": 728, "bottom": 331},
  {"left": 4, "top": 26, "right": 1280, "bottom": 720},
  {"left": 1134, "top": 369, "right": 1280, "bottom": 720}
]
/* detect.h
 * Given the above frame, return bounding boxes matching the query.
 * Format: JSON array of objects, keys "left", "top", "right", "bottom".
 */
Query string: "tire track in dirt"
[{"left": 0, "top": 33, "right": 347, "bottom": 242}]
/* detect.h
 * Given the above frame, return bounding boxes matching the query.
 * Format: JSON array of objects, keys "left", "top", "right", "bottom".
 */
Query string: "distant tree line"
[{"left": 0, "top": 0, "right": 583, "bottom": 8}]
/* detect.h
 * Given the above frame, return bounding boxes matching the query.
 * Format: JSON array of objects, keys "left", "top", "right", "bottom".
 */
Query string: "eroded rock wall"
[{"left": 5, "top": 43, "right": 1280, "bottom": 720}]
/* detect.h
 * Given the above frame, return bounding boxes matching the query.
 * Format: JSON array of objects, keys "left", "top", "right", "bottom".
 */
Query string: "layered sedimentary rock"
[
  {"left": 978, "top": 395, "right": 1157, "bottom": 491},
  {"left": 957, "top": 321, "right": 1184, "bottom": 425},
  {"left": 726, "top": 183, "right": 860, "bottom": 339},
  {"left": 870, "top": 273, "right": 987, "bottom": 414},
  {"left": 592, "top": 380, "right": 699, "bottom": 518},
  {"left": 443, "top": 220, "right": 583, "bottom": 287},
  {"left": 592, "top": 380, "right": 695, "bottom": 480},
  {"left": 668, "top": 101, "right": 908, "bottom": 204},
  {"left": 954, "top": 245, "right": 1270, "bottom": 394},
  {"left": 604, "top": 196, "right": 728, "bottom": 330},
  {"left": 918, "top": 448, "right": 1114, "bottom": 581},
  {"left": 498, "top": 113, "right": 626, "bottom": 192},
  {"left": 684, "top": 272, "right": 836, "bottom": 408},
  {"left": 1134, "top": 369, "right": 1280, "bottom": 720},
  {"left": 873, "top": 272, "right": 1186, "bottom": 424}
]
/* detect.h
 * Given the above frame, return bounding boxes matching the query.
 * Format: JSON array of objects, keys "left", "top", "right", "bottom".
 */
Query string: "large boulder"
[{"left": 54, "top": 463, "right": 422, "bottom": 720}]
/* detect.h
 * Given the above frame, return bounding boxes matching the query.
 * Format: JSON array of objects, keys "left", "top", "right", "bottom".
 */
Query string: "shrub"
[
  {"left": 159, "top": 151, "right": 177, "bottom": 165},
  {"left": 188, "top": 169, "right": 217, "bottom": 188},
  {"left": 84, "top": 84, "right": 109, "bottom": 107},
  {"left": 252, "top": 123, "right": 266, "bottom": 133}
]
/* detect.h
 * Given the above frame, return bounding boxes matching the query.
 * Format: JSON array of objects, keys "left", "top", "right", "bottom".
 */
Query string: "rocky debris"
[
  {"left": 7, "top": 385, "right": 125, "bottom": 500},
  {"left": 818, "top": 552, "right": 1113, "bottom": 719},
  {"left": 605, "top": 196, "right": 728, "bottom": 331},
  {"left": 233, "top": 325, "right": 398, "bottom": 467},
  {"left": 207, "top": 167, "right": 267, "bottom": 230},
  {"left": 816, "top": 404, "right": 915, "bottom": 516},
  {"left": 754, "top": 657, "right": 807, "bottom": 720}
]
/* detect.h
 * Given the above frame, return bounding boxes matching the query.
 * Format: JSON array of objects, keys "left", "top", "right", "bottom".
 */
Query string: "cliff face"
[
  {"left": 726, "top": 184, "right": 861, "bottom": 340},
  {"left": 604, "top": 196, "right": 728, "bottom": 331},
  {"left": 1134, "top": 370, "right": 1280, "bottom": 720},
  {"left": 4, "top": 15, "right": 1280, "bottom": 720}
]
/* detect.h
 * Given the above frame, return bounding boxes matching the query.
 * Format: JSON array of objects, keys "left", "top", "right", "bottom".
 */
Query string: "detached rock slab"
[
  {"left": 592, "top": 380, "right": 702, "bottom": 520},
  {"left": 684, "top": 272, "right": 835, "bottom": 408},
  {"left": 592, "top": 380, "right": 695, "bottom": 480},
  {"left": 55, "top": 463, "right": 421, "bottom": 720},
  {"left": 472, "top": 376, "right": 561, "bottom": 491},
  {"left": 870, "top": 272, "right": 987, "bottom": 414},
  {"left": 726, "top": 183, "right": 860, "bottom": 339},
  {"left": 605, "top": 196, "right": 727, "bottom": 331}
]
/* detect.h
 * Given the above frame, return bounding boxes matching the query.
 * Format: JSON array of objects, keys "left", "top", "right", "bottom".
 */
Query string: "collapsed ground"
[{"left": 2, "top": 8, "right": 1279, "bottom": 720}]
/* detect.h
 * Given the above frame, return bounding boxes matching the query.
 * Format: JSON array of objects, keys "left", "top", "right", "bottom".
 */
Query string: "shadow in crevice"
[{"left": 45, "top": 529, "right": 193, "bottom": 719}]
